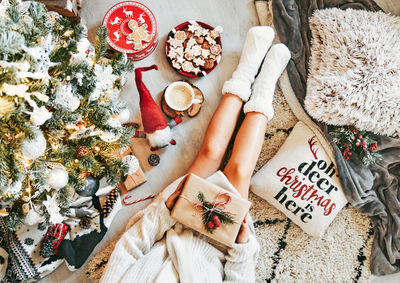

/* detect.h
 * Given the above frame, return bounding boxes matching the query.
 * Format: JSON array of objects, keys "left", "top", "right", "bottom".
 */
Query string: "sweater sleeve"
[
  {"left": 223, "top": 233, "right": 259, "bottom": 283},
  {"left": 100, "top": 201, "right": 176, "bottom": 283}
]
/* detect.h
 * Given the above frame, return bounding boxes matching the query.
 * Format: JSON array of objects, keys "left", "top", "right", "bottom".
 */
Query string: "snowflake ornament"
[
  {"left": 53, "top": 84, "right": 80, "bottom": 111},
  {"left": 43, "top": 194, "right": 64, "bottom": 224},
  {"left": 24, "top": 33, "right": 58, "bottom": 79}
]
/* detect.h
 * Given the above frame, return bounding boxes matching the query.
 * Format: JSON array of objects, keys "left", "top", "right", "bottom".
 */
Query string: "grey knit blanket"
[{"left": 262, "top": 0, "right": 400, "bottom": 276}]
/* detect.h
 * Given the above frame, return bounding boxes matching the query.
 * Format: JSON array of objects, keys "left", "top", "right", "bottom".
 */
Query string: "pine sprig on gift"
[
  {"left": 330, "top": 126, "right": 382, "bottom": 167},
  {"left": 197, "top": 192, "right": 234, "bottom": 234}
]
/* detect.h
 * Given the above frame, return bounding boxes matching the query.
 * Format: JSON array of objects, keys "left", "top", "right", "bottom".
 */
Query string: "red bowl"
[{"left": 165, "top": 21, "right": 222, "bottom": 78}]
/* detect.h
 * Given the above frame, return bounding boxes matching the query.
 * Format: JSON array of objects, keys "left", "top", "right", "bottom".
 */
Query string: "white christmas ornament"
[
  {"left": 123, "top": 154, "right": 139, "bottom": 175},
  {"left": 23, "top": 208, "right": 43, "bottom": 226},
  {"left": 99, "top": 118, "right": 122, "bottom": 142},
  {"left": 30, "top": 106, "right": 52, "bottom": 126},
  {"left": 23, "top": 33, "right": 57, "bottom": 78},
  {"left": 53, "top": 84, "right": 80, "bottom": 112},
  {"left": 21, "top": 131, "right": 47, "bottom": 159},
  {"left": 117, "top": 108, "right": 130, "bottom": 123},
  {"left": 89, "top": 64, "right": 117, "bottom": 102},
  {"left": 43, "top": 194, "right": 64, "bottom": 224},
  {"left": 6, "top": 180, "right": 22, "bottom": 194},
  {"left": 48, "top": 168, "right": 69, "bottom": 190}
]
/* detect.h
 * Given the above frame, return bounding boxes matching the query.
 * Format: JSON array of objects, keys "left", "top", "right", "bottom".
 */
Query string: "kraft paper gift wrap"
[{"left": 171, "top": 174, "right": 251, "bottom": 247}]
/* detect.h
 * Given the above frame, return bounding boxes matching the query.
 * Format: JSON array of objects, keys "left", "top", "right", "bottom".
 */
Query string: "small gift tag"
[{"left": 171, "top": 174, "right": 250, "bottom": 247}]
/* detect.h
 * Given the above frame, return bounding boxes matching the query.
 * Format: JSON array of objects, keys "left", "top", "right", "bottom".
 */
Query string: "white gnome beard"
[{"left": 146, "top": 127, "right": 172, "bottom": 148}]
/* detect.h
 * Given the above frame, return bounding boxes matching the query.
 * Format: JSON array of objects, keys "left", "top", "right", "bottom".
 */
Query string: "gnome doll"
[{"left": 134, "top": 65, "right": 182, "bottom": 151}]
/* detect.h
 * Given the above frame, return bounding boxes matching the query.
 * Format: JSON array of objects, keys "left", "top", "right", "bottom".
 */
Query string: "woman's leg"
[
  {"left": 223, "top": 113, "right": 267, "bottom": 199},
  {"left": 187, "top": 93, "right": 242, "bottom": 177},
  {"left": 224, "top": 44, "right": 291, "bottom": 198},
  {"left": 187, "top": 27, "right": 275, "bottom": 178}
]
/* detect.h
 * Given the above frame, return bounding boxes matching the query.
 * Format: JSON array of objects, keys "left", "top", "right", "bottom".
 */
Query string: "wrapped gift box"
[
  {"left": 118, "top": 147, "right": 146, "bottom": 193},
  {"left": 171, "top": 174, "right": 251, "bottom": 247}
]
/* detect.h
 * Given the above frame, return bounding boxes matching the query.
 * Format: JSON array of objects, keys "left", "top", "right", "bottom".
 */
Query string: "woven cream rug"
[{"left": 248, "top": 84, "right": 373, "bottom": 283}]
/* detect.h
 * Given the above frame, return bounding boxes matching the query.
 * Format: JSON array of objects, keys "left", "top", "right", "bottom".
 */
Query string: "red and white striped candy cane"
[{"left": 123, "top": 193, "right": 157, "bottom": 205}]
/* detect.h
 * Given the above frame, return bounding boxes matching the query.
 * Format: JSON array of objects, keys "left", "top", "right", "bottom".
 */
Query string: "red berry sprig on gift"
[
  {"left": 330, "top": 126, "right": 382, "bottom": 167},
  {"left": 197, "top": 192, "right": 234, "bottom": 234}
]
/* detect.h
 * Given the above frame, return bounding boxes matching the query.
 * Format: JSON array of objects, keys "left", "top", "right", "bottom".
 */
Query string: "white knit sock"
[
  {"left": 222, "top": 26, "right": 274, "bottom": 101},
  {"left": 244, "top": 44, "right": 290, "bottom": 120}
]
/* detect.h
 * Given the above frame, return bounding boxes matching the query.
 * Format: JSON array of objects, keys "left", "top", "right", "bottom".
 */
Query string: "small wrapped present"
[
  {"left": 119, "top": 147, "right": 146, "bottom": 192},
  {"left": 171, "top": 174, "right": 251, "bottom": 247}
]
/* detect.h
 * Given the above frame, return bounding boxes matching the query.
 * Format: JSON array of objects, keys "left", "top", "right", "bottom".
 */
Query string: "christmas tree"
[{"left": 0, "top": 0, "right": 134, "bottom": 230}]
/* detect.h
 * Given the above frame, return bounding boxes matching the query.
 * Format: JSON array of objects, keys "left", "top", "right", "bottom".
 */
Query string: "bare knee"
[
  {"left": 198, "top": 139, "right": 226, "bottom": 163},
  {"left": 224, "top": 159, "right": 253, "bottom": 184}
]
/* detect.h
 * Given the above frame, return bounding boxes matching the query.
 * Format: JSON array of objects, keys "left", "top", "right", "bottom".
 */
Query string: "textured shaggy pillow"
[
  {"left": 250, "top": 122, "right": 348, "bottom": 237},
  {"left": 305, "top": 8, "right": 400, "bottom": 137}
]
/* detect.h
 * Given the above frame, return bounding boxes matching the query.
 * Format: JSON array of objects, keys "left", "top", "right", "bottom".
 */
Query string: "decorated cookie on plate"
[{"left": 166, "top": 20, "right": 223, "bottom": 77}]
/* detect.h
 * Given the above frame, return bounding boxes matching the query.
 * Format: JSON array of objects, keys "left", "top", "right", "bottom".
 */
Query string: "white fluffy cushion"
[
  {"left": 305, "top": 8, "right": 400, "bottom": 137},
  {"left": 250, "top": 122, "right": 347, "bottom": 237}
]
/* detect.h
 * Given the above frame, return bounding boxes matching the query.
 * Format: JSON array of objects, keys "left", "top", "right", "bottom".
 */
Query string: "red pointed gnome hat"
[{"left": 135, "top": 65, "right": 168, "bottom": 134}]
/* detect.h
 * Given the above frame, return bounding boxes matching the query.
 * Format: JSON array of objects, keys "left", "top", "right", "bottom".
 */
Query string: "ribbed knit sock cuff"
[
  {"left": 222, "top": 79, "right": 252, "bottom": 102},
  {"left": 243, "top": 90, "right": 274, "bottom": 121}
]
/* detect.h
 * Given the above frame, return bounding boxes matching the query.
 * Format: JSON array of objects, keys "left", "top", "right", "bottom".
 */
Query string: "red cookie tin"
[{"left": 102, "top": 1, "right": 158, "bottom": 61}]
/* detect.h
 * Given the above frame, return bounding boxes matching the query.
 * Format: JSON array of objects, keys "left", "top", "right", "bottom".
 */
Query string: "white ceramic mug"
[{"left": 165, "top": 81, "right": 201, "bottom": 111}]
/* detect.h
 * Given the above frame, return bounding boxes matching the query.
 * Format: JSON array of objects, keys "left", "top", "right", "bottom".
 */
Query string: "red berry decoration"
[
  {"left": 331, "top": 126, "right": 382, "bottom": 167},
  {"left": 212, "top": 215, "right": 221, "bottom": 227},
  {"left": 207, "top": 221, "right": 215, "bottom": 229}
]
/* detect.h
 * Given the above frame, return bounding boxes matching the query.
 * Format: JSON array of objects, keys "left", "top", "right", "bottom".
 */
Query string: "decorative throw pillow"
[
  {"left": 250, "top": 122, "right": 348, "bottom": 237},
  {"left": 305, "top": 8, "right": 400, "bottom": 137}
]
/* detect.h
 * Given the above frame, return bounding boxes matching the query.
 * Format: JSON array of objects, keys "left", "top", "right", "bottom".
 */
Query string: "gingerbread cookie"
[
  {"left": 127, "top": 19, "right": 152, "bottom": 50},
  {"left": 174, "top": 30, "right": 187, "bottom": 41}
]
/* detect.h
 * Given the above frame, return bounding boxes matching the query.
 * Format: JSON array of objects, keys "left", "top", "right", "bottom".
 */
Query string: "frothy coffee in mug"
[
  {"left": 169, "top": 85, "right": 192, "bottom": 109},
  {"left": 165, "top": 82, "right": 196, "bottom": 111}
]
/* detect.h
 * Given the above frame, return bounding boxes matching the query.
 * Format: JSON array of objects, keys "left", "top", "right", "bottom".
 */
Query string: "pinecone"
[
  {"left": 76, "top": 145, "right": 88, "bottom": 157},
  {"left": 79, "top": 216, "right": 91, "bottom": 229}
]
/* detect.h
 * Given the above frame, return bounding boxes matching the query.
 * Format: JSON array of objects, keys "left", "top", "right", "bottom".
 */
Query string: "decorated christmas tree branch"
[{"left": 0, "top": 0, "right": 134, "bottom": 230}]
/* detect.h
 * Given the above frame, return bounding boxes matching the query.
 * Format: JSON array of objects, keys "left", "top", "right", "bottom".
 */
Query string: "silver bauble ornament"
[
  {"left": 21, "top": 131, "right": 46, "bottom": 159},
  {"left": 77, "top": 176, "right": 100, "bottom": 197},
  {"left": 48, "top": 168, "right": 69, "bottom": 190}
]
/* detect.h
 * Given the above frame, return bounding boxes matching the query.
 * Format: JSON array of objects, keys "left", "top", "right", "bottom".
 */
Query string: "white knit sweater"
[{"left": 100, "top": 171, "right": 259, "bottom": 283}]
